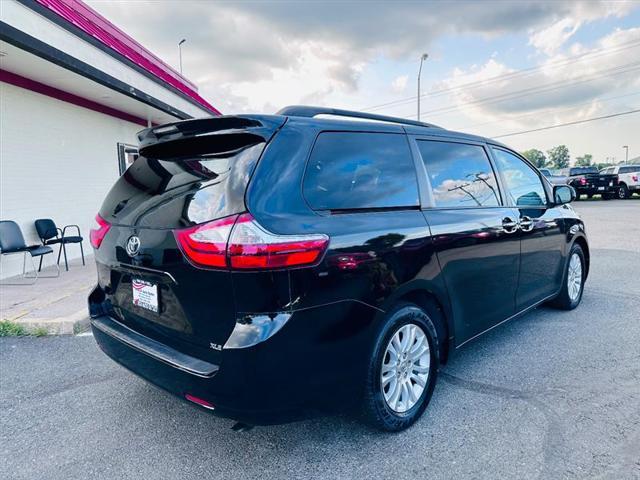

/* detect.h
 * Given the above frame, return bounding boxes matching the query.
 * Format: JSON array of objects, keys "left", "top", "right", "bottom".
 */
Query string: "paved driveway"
[{"left": 1, "top": 199, "right": 639, "bottom": 480}]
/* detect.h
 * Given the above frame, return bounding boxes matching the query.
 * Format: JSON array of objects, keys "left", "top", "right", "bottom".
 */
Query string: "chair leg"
[
  {"left": 62, "top": 243, "right": 69, "bottom": 271},
  {"left": 80, "top": 241, "right": 85, "bottom": 266},
  {"left": 37, "top": 253, "right": 60, "bottom": 278},
  {"left": 57, "top": 243, "right": 63, "bottom": 265},
  {"left": 21, "top": 253, "right": 39, "bottom": 284},
  {"left": 38, "top": 255, "right": 44, "bottom": 272},
  {"left": 0, "top": 252, "right": 39, "bottom": 285}
]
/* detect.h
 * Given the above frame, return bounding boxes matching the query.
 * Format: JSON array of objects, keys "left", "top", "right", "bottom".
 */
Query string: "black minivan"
[{"left": 89, "top": 106, "right": 588, "bottom": 431}]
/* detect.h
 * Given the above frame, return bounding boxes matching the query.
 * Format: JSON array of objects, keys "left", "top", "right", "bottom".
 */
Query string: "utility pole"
[
  {"left": 417, "top": 53, "right": 428, "bottom": 121},
  {"left": 623, "top": 145, "right": 629, "bottom": 164},
  {"left": 178, "top": 39, "right": 186, "bottom": 74}
]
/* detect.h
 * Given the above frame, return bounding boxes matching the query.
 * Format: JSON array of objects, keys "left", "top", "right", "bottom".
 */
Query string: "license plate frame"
[{"left": 132, "top": 279, "right": 159, "bottom": 313}]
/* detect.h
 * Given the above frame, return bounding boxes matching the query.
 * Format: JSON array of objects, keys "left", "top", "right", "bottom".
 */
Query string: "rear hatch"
[{"left": 92, "top": 115, "right": 285, "bottom": 363}]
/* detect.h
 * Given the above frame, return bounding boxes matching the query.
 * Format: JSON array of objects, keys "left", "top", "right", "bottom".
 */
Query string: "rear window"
[
  {"left": 303, "top": 132, "right": 419, "bottom": 210},
  {"left": 417, "top": 140, "right": 500, "bottom": 208},
  {"left": 100, "top": 135, "right": 265, "bottom": 228},
  {"left": 570, "top": 167, "right": 598, "bottom": 175},
  {"left": 620, "top": 166, "right": 640, "bottom": 174}
]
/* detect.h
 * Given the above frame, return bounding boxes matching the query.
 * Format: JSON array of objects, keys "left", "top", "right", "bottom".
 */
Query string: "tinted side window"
[
  {"left": 492, "top": 148, "right": 547, "bottom": 206},
  {"left": 303, "top": 132, "right": 419, "bottom": 210},
  {"left": 417, "top": 140, "right": 500, "bottom": 208}
]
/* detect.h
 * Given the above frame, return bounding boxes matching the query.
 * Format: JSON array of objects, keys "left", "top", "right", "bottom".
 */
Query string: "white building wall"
[
  {"left": 1, "top": 0, "right": 211, "bottom": 120},
  {"left": 0, "top": 82, "right": 141, "bottom": 279}
]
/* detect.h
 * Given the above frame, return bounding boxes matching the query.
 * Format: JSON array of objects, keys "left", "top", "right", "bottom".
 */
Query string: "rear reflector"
[
  {"left": 89, "top": 214, "right": 111, "bottom": 249},
  {"left": 173, "top": 213, "right": 329, "bottom": 270},
  {"left": 184, "top": 393, "right": 215, "bottom": 410}
]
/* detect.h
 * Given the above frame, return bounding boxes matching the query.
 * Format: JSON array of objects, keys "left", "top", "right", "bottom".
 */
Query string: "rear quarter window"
[{"left": 303, "top": 132, "right": 419, "bottom": 210}]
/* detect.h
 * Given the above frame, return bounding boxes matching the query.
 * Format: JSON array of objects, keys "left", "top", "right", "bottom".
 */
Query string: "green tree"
[
  {"left": 521, "top": 149, "right": 547, "bottom": 168},
  {"left": 547, "top": 145, "right": 570, "bottom": 169},
  {"left": 575, "top": 154, "right": 593, "bottom": 167}
]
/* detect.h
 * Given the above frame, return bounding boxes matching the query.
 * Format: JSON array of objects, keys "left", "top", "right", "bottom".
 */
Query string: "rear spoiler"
[{"left": 137, "top": 115, "right": 287, "bottom": 151}]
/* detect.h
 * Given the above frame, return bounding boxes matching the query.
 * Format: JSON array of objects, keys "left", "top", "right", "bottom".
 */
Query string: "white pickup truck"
[{"left": 600, "top": 165, "right": 640, "bottom": 199}]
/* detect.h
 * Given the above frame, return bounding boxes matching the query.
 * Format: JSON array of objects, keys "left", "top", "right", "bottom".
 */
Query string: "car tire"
[
  {"left": 361, "top": 303, "right": 439, "bottom": 432},
  {"left": 618, "top": 184, "right": 630, "bottom": 199},
  {"left": 549, "top": 243, "right": 586, "bottom": 310}
]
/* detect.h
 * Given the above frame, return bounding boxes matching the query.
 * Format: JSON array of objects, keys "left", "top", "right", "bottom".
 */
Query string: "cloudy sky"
[{"left": 88, "top": 0, "right": 640, "bottom": 163}]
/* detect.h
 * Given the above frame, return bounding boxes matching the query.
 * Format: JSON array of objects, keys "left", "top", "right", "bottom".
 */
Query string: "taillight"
[
  {"left": 89, "top": 214, "right": 111, "bottom": 249},
  {"left": 633, "top": 175, "right": 638, "bottom": 182},
  {"left": 173, "top": 213, "right": 329, "bottom": 270},
  {"left": 173, "top": 215, "right": 238, "bottom": 268},
  {"left": 579, "top": 177, "right": 587, "bottom": 186},
  {"left": 228, "top": 214, "right": 329, "bottom": 269}
]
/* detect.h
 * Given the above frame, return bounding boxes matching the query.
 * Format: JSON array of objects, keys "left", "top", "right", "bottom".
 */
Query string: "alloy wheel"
[
  {"left": 381, "top": 323, "right": 430, "bottom": 413},
  {"left": 567, "top": 252, "right": 583, "bottom": 301}
]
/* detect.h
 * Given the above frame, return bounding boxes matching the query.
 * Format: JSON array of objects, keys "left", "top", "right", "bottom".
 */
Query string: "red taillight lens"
[
  {"left": 173, "top": 215, "right": 238, "bottom": 268},
  {"left": 579, "top": 177, "right": 587, "bottom": 185},
  {"left": 633, "top": 175, "right": 638, "bottom": 182},
  {"left": 228, "top": 214, "right": 329, "bottom": 269},
  {"left": 173, "top": 213, "right": 329, "bottom": 270},
  {"left": 89, "top": 214, "right": 111, "bottom": 249}
]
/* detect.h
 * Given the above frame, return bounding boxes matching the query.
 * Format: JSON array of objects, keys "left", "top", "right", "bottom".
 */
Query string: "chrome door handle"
[
  {"left": 520, "top": 216, "right": 534, "bottom": 232},
  {"left": 501, "top": 217, "right": 518, "bottom": 234}
]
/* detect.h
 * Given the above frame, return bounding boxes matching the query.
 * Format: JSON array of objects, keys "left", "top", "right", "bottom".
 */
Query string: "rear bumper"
[
  {"left": 91, "top": 315, "right": 314, "bottom": 424},
  {"left": 574, "top": 185, "right": 618, "bottom": 195},
  {"left": 90, "top": 296, "right": 375, "bottom": 424}
]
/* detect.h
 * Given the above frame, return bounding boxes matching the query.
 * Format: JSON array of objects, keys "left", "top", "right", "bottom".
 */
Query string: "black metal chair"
[
  {"left": 35, "top": 219, "right": 85, "bottom": 271},
  {"left": 0, "top": 220, "right": 59, "bottom": 285}
]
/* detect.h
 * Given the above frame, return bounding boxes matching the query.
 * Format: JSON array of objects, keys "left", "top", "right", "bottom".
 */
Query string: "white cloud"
[
  {"left": 527, "top": 0, "right": 635, "bottom": 55},
  {"left": 87, "top": 0, "right": 639, "bottom": 113},
  {"left": 437, "top": 27, "right": 640, "bottom": 131},
  {"left": 529, "top": 18, "right": 582, "bottom": 56},
  {"left": 391, "top": 75, "right": 408, "bottom": 92}
]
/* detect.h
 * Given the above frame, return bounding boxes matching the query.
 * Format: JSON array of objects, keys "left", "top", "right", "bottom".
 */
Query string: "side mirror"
[{"left": 554, "top": 185, "right": 575, "bottom": 205}]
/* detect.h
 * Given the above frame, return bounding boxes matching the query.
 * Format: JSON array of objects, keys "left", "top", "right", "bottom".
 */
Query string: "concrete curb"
[{"left": 10, "top": 309, "right": 90, "bottom": 335}]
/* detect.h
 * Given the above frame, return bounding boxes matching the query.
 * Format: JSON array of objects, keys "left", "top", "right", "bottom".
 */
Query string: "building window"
[{"left": 117, "top": 143, "right": 139, "bottom": 175}]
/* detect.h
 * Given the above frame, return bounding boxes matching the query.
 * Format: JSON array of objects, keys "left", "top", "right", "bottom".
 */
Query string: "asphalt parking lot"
[{"left": 1, "top": 199, "right": 639, "bottom": 480}]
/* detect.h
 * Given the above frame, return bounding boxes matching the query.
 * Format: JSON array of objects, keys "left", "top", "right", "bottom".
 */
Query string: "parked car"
[
  {"left": 599, "top": 165, "right": 640, "bottom": 199},
  {"left": 539, "top": 168, "right": 567, "bottom": 185},
  {"left": 88, "top": 107, "right": 589, "bottom": 431},
  {"left": 562, "top": 166, "right": 619, "bottom": 199}
]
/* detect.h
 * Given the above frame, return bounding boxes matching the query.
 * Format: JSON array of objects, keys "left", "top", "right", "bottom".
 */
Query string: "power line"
[
  {"left": 399, "top": 62, "right": 640, "bottom": 119},
  {"left": 361, "top": 38, "right": 640, "bottom": 113},
  {"left": 456, "top": 91, "right": 640, "bottom": 131},
  {"left": 389, "top": 62, "right": 640, "bottom": 121},
  {"left": 492, "top": 108, "right": 640, "bottom": 138}
]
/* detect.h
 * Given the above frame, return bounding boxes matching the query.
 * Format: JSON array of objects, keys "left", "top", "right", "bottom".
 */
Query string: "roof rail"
[{"left": 276, "top": 105, "right": 440, "bottom": 129}]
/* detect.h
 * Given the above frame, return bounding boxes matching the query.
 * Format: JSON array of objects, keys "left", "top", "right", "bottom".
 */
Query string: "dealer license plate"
[{"left": 132, "top": 279, "right": 158, "bottom": 313}]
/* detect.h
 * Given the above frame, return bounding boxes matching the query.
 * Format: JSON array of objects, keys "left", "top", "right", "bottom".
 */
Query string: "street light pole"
[
  {"left": 417, "top": 53, "right": 428, "bottom": 121},
  {"left": 178, "top": 39, "right": 186, "bottom": 74},
  {"left": 623, "top": 145, "right": 629, "bottom": 164}
]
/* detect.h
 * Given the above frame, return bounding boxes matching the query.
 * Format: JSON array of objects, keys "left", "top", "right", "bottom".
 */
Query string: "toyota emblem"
[{"left": 126, "top": 235, "right": 141, "bottom": 257}]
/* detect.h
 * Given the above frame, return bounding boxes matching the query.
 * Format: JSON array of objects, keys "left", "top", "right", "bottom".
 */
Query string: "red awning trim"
[
  {"left": 34, "top": 0, "right": 221, "bottom": 116},
  {"left": 1, "top": 68, "right": 150, "bottom": 127}
]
